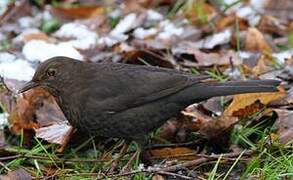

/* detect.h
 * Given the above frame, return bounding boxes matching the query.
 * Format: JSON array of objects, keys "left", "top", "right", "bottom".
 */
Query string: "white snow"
[
  {"left": 54, "top": 22, "right": 99, "bottom": 49},
  {"left": 0, "top": 57, "right": 35, "bottom": 81},
  {"left": 157, "top": 20, "right": 183, "bottom": 39},
  {"left": 146, "top": 10, "right": 163, "bottom": 21},
  {"left": 18, "top": 16, "right": 37, "bottom": 29},
  {"left": 133, "top": 27, "right": 158, "bottom": 39},
  {"left": 250, "top": 0, "right": 269, "bottom": 12},
  {"left": 98, "top": 13, "right": 137, "bottom": 47},
  {"left": 0, "top": 52, "right": 16, "bottom": 62},
  {"left": 194, "top": 29, "right": 232, "bottom": 49},
  {"left": 22, "top": 40, "right": 83, "bottom": 62},
  {"left": 0, "top": 0, "right": 9, "bottom": 15},
  {"left": 273, "top": 49, "right": 293, "bottom": 64},
  {"left": 110, "top": 13, "right": 137, "bottom": 36},
  {"left": 0, "top": 113, "right": 8, "bottom": 129}
]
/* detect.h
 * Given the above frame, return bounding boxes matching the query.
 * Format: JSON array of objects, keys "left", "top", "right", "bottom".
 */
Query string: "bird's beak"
[{"left": 18, "top": 81, "right": 39, "bottom": 94}]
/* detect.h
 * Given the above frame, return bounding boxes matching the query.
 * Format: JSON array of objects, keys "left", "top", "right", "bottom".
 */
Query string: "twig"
[
  {"left": 145, "top": 140, "right": 202, "bottom": 150},
  {"left": 161, "top": 149, "right": 254, "bottom": 172},
  {"left": 111, "top": 169, "right": 193, "bottom": 179}
]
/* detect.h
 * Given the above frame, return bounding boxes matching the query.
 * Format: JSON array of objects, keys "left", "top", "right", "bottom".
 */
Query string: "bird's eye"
[{"left": 47, "top": 68, "right": 56, "bottom": 77}]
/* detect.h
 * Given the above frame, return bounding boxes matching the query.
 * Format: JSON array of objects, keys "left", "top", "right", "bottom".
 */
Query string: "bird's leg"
[{"left": 108, "top": 140, "right": 130, "bottom": 172}]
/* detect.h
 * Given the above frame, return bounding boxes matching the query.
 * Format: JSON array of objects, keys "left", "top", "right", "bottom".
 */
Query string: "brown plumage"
[{"left": 20, "top": 56, "right": 280, "bottom": 145}]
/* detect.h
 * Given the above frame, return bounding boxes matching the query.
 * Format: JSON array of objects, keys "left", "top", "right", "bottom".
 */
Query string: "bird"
[{"left": 20, "top": 56, "right": 280, "bottom": 146}]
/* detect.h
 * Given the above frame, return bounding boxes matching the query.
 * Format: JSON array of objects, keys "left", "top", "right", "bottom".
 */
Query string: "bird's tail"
[
  {"left": 195, "top": 79, "right": 280, "bottom": 100},
  {"left": 179, "top": 80, "right": 280, "bottom": 103}
]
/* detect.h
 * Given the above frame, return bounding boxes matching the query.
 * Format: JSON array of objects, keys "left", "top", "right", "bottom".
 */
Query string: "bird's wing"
[{"left": 81, "top": 63, "right": 208, "bottom": 114}]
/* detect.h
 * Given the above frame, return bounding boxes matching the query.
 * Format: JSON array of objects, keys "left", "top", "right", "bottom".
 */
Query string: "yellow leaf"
[{"left": 224, "top": 86, "right": 287, "bottom": 116}]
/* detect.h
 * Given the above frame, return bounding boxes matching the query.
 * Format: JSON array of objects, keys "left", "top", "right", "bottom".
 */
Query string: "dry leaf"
[
  {"left": 50, "top": 5, "right": 105, "bottom": 20},
  {"left": 245, "top": 27, "right": 272, "bottom": 52},
  {"left": 251, "top": 55, "right": 273, "bottom": 76},
  {"left": 0, "top": 168, "right": 32, "bottom": 180},
  {"left": 23, "top": 32, "right": 50, "bottom": 42},
  {"left": 149, "top": 147, "right": 196, "bottom": 160},
  {"left": 224, "top": 87, "right": 287, "bottom": 117},
  {"left": 217, "top": 14, "right": 248, "bottom": 32},
  {"left": 274, "top": 109, "right": 293, "bottom": 144}
]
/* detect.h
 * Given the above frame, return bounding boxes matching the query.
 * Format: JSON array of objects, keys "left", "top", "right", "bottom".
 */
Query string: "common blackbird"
[{"left": 20, "top": 56, "right": 280, "bottom": 145}]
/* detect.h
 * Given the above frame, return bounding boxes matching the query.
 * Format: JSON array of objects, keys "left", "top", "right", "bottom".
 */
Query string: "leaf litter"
[{"left": 0, "top": 0, "right": 292, "bottom": 179}]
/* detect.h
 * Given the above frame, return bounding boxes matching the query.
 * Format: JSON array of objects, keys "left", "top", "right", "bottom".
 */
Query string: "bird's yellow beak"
[{"left": 18, "top": 81, "right": 39, "bottom": 94}]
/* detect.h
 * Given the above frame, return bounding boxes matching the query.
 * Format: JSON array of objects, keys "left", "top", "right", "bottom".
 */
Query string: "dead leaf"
[
  {"left": 216, "top": 14, "right": 248, "bottom": 32},
  {"left": 123, "top": 50, "right": 175, "bottom": 68},
  {"left": 50, "top": 5, "right": 105, "bottom": 20},
  {"left": 251, "top": 55, "right": 274, "bottom": 76},
  {"left": 8, "top": 87, "right": 70, "bottom": 148},
  {"left": 224, "top": 87, "right": 287, "bottom": 117},
  {"left": 152, "top": 174, "right": 165, "bottom": 180},
  {"left": 258, "top": 15, "right": 287, "bottom": 35},
  {"left": 0, "top": 168, "right": 32, "bottom": 180},
  {"left": 265, "top": 0, "right": 293, "bottom": 22},
  {"left": 245, "top": 27, "right": 273, "bottom": 52},
  {"left": 23, "top": 32, "right": 50, "bottom": 42},
  {"left": 149, "top": 147, "right": 196, "bottom": 160},
  {"left": 183, "top": 104, "right": 238, "bottom": 139},
  {"left": 274, "top": 109, "right": 293, "bottom": 144},
  {"left": 172, "top": 43, "right": 242, "bottom": 67}
]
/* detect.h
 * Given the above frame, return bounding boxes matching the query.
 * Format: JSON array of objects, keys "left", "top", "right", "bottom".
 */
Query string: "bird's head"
[{"left": 19, "top": 56, "right": 81, "bottom": 96}]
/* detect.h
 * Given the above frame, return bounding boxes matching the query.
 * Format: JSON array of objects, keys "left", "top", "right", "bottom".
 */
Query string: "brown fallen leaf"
[
  {"left": 50, "top": 5, "right": 105, "bottom": 20},
  {"left": 258, "top": 15, "right": 288, "bottom": 35},
  {"left": 224, "top": 87, "right": 287, "bottom": 117},
  {"left": 274, "top": 109, "right": 293, "bottom": 144},
  {"left": 216, "top": 14, "right": 248, "bottom": 32},
  {"left": 265, "top": 0, "right": 293, "bottom": 22},
  {"left": 149, "top": 147, "right": 196, "bottom": 160},
  {"left": 183, "top": 104, "right": 238, "bottom": 140},
  {"left": 245, "top": 27, "right": 273, "bottom": 53},
  {"left": 251, "top": 55, "right": 274, "bottom": 76},
  {"left": 123, "top": 49, "right": 176, "bottom": 68},
  {"left": 0, "top": 168, "right": 32, "bottom": 180},
  {"left": 23, "top": 32, "right": 50, "bottom": 42},
  {"left": 8, "top": 87, "right": 71, "bottom": 149}
]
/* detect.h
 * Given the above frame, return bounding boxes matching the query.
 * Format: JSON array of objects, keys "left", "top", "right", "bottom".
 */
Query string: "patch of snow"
[
  {"left": 110, "top": 13, "right": 137, "bottom": 36},
  {"left": 0, "top": 0, "right": 9, "bottom": 15},
  {"left": 119, "top": 43, "right": 135, "bottom": 52},
  {"left": 0, "top": 52, "right": 16, "bottom": 62},
  {"left": 98, "top": 34, "right": 128, "bottom": 47},
  {"left": 222, "top": 0, "right": 243, "bottom": 13},
  {"left": 18, "top": 16, "right": 39, "bottom": 29},
  {"left": 146, "top": 10, "right": 163, "bottom": 22},
  {"left": 238, "top": 51, "right": 255, "bottom": 59},
  {"left": 273, "top": 49, "right": 293, "bottom": 64},
  {"left": 157, "top": 20, "right": 183, "bottom": 39},
  {"left": 236, "top": 6, "right": 261, "bottom": 26},
  {"left": 23, "top": 40, "right": 83, "bottom": 62},
  {"left": 0, "top": 59, "right": 35, "bottom": 81},
  {"left": 237, "top": 6, "right": 255, "bottom": 18},
  {"left": 133, "top": 27, "right": 158, "bottom": 39},
  {"left": 194, "top": 29, "right": 232, "bottom": 49},
  {"left": 109, "top": 9, "right": 122, "bottom": 18},
  {"left": 0, "top": 113, "right": 8, "bottom": 129},
  {"left": 250, "top": 0, "right": 269, "bottom": 12},
  {"left": 54, "top": 22, "right": 99, "bottom": 49}
]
